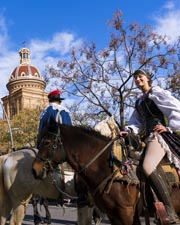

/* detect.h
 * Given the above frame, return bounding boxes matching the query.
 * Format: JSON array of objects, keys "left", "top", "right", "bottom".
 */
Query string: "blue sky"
[{"left": 0, "top": 0, "right": 180, "bottom": 103}]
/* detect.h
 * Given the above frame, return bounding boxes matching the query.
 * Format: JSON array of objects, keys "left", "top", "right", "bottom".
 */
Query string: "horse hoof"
[
  {"left": 34, "top": 216, "right": 43, "bottom": 224},
  {"left": 43, "top": 219, "right": 52, "bottom": 224},
  {"left": 94, "top": 218, "right": 102, "bottom": 225},
  {"left": 34, "top": 220, "right": 42, "bottom": 225}
]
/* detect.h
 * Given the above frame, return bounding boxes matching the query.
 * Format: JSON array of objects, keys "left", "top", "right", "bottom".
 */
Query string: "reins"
[
  {"left": 50, "top": 171, "right": 78, "bottom": 200},
  {"left": 78, "top": 135, "right": 120, "bottom": 174}
]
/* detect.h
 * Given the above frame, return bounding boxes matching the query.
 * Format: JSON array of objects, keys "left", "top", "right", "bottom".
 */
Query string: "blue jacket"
[{"left": 38, "top": 103, "right": 72, "bottom": 133}]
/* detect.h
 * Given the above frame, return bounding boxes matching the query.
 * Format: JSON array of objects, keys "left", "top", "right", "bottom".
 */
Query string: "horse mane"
[
  {"left": 41, "top": 117, "right": 111, "bottom": 142},
  {"left": 60, "top": 124, "right": 111, "bottom": 141},
  {"left": 78, "top": 125, "right": 111, "bottom": 141}
]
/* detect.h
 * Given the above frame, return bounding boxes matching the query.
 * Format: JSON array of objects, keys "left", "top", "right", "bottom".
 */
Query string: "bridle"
[
  {"left": 36, "top": 127, "right": 79, "bottom": 201},
  {"left": 36, "top": 126, "right": 66, "bottom": 171}
]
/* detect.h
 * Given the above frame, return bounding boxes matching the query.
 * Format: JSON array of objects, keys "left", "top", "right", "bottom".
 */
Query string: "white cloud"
[
  {"left": 29, "top": 32, "right": 83, "bottom": 57},
  {"left": 0, "top": 52, "right": 19, "bottom": 97},
  {"left": 28, "top": 32, "right": 84, "bottom": 80},
  {"left": 152, "top": 0, "right": 180, "bottom": 43},
  {"left": 163, "top": 1, "right": 175, "bottom": 10}
]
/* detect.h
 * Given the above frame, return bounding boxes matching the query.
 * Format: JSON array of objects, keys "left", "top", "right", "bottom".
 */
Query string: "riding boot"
[{"left": 148, "top": 169, "right": 180, "bottom": 224}]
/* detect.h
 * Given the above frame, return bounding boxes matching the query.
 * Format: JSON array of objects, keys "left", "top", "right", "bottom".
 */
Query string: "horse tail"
[{"left": 0, "top": 154, "right": 8, "bottom": 207}]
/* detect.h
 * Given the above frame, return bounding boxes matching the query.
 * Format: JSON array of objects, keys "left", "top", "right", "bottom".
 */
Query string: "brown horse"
[
  {"left": 32, "top": 119, "right": 142, "bottom": 225},
  {"left": 33, "top": 118, "right": 180, "bottom": 225}
]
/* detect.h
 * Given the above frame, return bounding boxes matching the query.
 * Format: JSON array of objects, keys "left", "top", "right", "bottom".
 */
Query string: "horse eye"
[{"left": 43, "top": 139, "right": 51, "bottom": 146}]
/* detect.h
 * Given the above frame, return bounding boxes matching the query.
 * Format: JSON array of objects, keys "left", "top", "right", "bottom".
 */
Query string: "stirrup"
[{"left": 169, "top": 217, "right": 180, "bottom": 224}]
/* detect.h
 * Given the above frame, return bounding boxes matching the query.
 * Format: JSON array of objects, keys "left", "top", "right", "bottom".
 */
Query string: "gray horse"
[
  {"left": 0, "top": 148, "right": 97, "bottom": 225},
  {"left": 0, "top": 148, "right": 63, "bottom": 225}
]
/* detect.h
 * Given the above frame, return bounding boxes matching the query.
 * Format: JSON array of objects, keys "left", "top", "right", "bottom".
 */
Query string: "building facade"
[{"left": 1, "top": 48, "right": 48, "bottom": 118}]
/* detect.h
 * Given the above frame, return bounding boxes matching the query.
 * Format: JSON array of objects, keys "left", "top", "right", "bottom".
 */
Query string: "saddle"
[
  {"left": 111, "top": 133, "right": 180, "bottom": 188},
  {"left": 94, "top": 116, "right": 179, "bottom": 190}
]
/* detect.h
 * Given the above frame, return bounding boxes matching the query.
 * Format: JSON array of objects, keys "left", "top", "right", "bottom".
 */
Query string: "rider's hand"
[
  {"left": 119, "top": 131, "right": 129, "bottom": 136},
  {"left": 153, "top": 124, "right": 168, "bottom": 133}
]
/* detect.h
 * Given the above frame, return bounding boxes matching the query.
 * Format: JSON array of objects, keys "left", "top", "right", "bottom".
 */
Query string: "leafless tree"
[{"left": 45, "top": 10, "right": 180, "bottom": 128}]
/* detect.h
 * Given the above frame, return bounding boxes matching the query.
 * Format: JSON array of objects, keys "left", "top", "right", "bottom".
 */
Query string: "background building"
[{"left": 1, "top": 47, "right": 48, "bottom": 119}]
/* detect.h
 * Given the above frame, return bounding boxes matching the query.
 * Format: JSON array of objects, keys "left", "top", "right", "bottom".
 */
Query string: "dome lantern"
[{"left": 19, "top": 48, "right": 31, "bottom": 64}]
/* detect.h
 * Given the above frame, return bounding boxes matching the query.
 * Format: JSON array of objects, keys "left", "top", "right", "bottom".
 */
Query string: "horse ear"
[{"left": 49, "top": 117, "right": 56, "bottom": 126}]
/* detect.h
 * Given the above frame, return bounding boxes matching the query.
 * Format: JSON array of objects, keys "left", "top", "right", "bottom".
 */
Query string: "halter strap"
[{"left": 48, "top": 126, "right": 66, "bottom": 163}]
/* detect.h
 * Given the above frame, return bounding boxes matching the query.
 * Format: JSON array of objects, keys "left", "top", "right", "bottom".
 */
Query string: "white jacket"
[{"left": 128, "top": 86, "right": 180, "bottom": 134}]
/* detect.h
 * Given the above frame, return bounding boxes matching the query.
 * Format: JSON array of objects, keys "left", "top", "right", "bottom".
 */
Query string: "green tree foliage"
[
  {"left": 45, "top": 10, "right": 180, "bottom": 128},
  {"left": 0, "top": 109, "right": 40, "bottom": 152},
  {"left": 0, "top": 119, "right": 10, "bottom": 152}
]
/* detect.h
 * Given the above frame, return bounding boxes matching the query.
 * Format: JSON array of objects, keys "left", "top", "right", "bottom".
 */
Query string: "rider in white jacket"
[{"left": 120, "top": 69, "right": 180, "bottom": 224}]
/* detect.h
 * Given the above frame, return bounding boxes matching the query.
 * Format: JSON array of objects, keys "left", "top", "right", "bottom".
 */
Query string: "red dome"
[{"left": 9, "top": 64, "right": 42, "bottom": 81}]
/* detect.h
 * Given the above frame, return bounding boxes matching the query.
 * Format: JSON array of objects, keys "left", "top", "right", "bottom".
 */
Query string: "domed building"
[{"left": 1, "top": 48, "right": 48, "bottom": 118}]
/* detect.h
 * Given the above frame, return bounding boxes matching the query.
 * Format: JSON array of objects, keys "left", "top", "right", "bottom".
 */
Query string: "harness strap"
[
  {"left": 56, "top": 127, "right": 66, "bottom": 162},
  {"left": 92, "top": 172, "right": 114, "bottom": 197}
]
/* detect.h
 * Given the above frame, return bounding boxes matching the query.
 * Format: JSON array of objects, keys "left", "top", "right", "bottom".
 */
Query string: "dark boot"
[{"left": 149, "top": 169, "right": 180, "bottom": 224}]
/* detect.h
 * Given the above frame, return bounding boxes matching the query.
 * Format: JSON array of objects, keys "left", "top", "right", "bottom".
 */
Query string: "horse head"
[
  {"left": 33, "top": 118, "right": 65, "bottom": 179},
  {"left": 94, "top": 116, "right": 119, "bottom": 138}
]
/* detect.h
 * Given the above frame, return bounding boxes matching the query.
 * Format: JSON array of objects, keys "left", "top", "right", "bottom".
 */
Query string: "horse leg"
[
  {"left": 0, "top": 156, "right": 11, "bottom": 225},
  {"left": 132, "top": 211, "right": 142, "bottom": 225},
  {"left": 77, "top": 205, "right": 93, "bottom": 225},
  {"left": 92, "top": 206, "right": 102, "bottom": 225},
  {"left": 0, "top": 194, "right": 12, "bottom": 225},
  {"left": 0, "top": 217, "right": 7, "bottom": 225},
  {"left": 132, "top": 198, "right": 143, "bottom": 225},
  {"left": 9, "top": 204, "right": 26, "bottom": 225},
  {"left": 107, "top": 205, "right": 138, "bottom": 225},
  {"left": 9, "top": 195, "right": 32, "bottom": 225},
  {"left": 32, "top": 196, "right": 43, "bottom": 225},
  {"left": 41, "top": 198, "right": 52, "bottom": 224},
  {"left": 0, "top": 206, "right": 11, "bottom": 225},
  {"left": 0, "top": 201, "right": 11, "bottom": 225},
  {"left": 75, "top": 173, "right": 94, "bottom": 225}
]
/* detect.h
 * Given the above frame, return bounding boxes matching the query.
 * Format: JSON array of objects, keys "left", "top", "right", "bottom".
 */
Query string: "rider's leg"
[{"left": 143, "top": 136, "right": 180, "bottom": 224}]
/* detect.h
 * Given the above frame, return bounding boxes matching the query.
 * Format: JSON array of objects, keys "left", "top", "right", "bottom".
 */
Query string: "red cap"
[
  {"left": 48, "top": 89, "right": 62, "bottom": 98},
  {"left": 48, "top": 89, "right": 65, "bottom": 101}
]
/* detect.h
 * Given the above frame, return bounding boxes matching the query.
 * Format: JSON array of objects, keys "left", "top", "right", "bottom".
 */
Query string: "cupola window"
[
  {"left": 21, "top": 72, "right": 26, "bottom": 77},
  {"left": 22, "top": 53, "right": 28, "bottom": 59}
]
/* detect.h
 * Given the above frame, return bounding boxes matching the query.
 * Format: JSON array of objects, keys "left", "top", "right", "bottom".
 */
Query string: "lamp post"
[{"left": 0, "top": 100, "right": 14, "bottom": 152}]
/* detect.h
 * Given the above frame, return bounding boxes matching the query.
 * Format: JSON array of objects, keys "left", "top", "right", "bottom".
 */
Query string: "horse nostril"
[
  {"left": 32, "top": 168, "right": 43, "bottom": 180},
  {"left": 32, "top": 168, "right": 38, "bottom": 179},
  {"left": 32, "top": 166, "right": 48, "bottom": 180}
]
